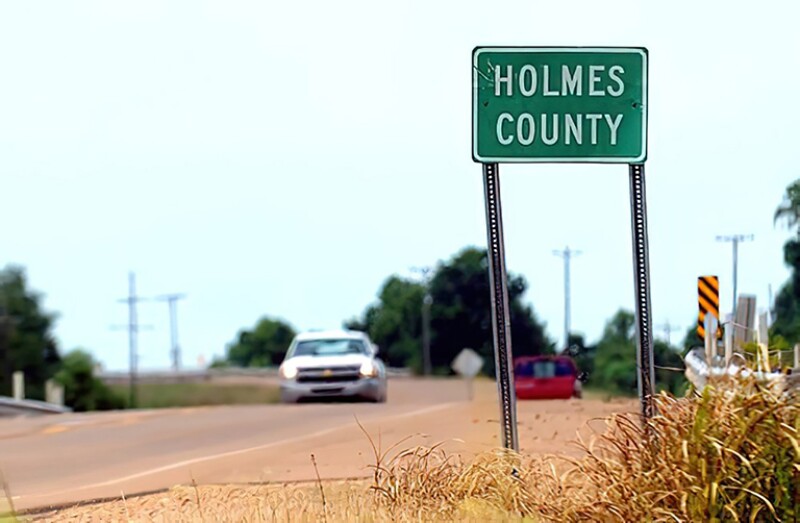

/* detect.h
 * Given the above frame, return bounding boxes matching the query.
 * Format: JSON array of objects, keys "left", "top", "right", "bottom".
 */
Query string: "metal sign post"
[
  {"left": 704, "top": 314, "right": 719, "bottom": 370},
  {"left": 482, "top": 162, "right": 519, "bottom": 451},
  {"left": 629, "top": 164, "right": 656, "bottom": 420},
  {"left": 724, "top": 321, "right": 734, "bottom": 367},
  {"left": 734, "top": 295, "right": 757, "bottom": 348}
]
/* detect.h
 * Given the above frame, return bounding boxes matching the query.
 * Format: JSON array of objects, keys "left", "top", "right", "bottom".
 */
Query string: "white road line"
[{"left": 22, "top": 402, "right": 459, "bottom": 499}]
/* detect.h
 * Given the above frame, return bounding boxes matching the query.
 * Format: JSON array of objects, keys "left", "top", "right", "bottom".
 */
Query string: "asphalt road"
[{"left": 0, "top": 378, "right": 635, "bottom": 513}]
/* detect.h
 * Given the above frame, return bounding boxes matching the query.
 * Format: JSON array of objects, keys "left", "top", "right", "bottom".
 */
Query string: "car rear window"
[{"left": 515, "top": 359, "right": 574, "bottom": 378}]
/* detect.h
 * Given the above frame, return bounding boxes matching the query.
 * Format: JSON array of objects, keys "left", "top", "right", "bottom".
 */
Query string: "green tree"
[
  {"left": 771, "top": 179, "right": 800, "bottom": 343},
  {"left": 344, "top": 276, "right": 425, "bottom": 368},
  {"left": 771, "top": 238, "right": 800, "bottom": 342},
  {"left": 773, "top": 179, "right": 800, "bottom": 233},
  {"left": 54, "top": 350, "right": 125, "bottom": 411},
  {"left": 592, "top": 310, "right": 638, "bottom": 395},
  {"left": 348, "top": 247, "right": 552, "bottom": 374},
  {"left": 653, "top": 340, "right": 687, "bottom": 395},
  {"left": 681, "top": 324, "right": 702, "bottom": 353},
  {"left": 226, "top": 317, "right": 296, "bottom": 367},
  {"left": 429, "top": 248, "right": 552, "bottom": 375},
  {"left": 0, "top": 266, "right": 61, "bottom": 400},
  {"left": 208, "top": 356, "right": 230, "bottom": 369},
  {"left": 592, "top": 310, "right": 686, "bottom": 396},
  {"left": 564, "top": 333, "right": 595, "bottom": 379}
]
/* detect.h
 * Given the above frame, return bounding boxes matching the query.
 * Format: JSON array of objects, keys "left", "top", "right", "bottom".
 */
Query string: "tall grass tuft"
[
  {"left": 367, "top": 376, "right": 799, "bottom": 522},
  {"left": 555, "top": 377, "right": 798, "bottom": 522}
]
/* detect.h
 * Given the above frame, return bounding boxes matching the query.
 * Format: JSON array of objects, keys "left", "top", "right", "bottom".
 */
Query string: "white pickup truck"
[{"left": 278, "top": 330, "right": 388, "bottom": 403}]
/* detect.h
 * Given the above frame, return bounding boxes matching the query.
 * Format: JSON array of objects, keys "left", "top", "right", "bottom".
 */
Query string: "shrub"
[{"left": 54, "top": 350, "right": 125, "bottom": 411}]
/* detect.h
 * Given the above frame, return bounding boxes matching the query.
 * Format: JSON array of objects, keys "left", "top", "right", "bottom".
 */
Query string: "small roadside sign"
[
  {"left": 697, "top": 275, "right": 721, "bottom": 340},
  {"left": 452, "top": 348, "right": 484, "bottom": 377},
  {"left": 452, "top": 348, "right": 484, "bottom": 400}
]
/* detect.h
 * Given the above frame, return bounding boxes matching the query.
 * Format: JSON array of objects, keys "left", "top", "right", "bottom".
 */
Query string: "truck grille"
[{"left": 296, "top": 365, "right": 361, "bottom": 384}]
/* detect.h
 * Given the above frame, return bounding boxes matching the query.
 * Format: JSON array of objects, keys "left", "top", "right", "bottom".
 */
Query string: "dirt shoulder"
[{"left": 18, "top": 380, "right": 636, "bottom": 521}]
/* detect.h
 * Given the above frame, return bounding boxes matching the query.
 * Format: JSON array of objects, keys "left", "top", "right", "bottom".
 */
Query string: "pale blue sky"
[{"left": 1, "top": 1, "right": 797, "bottom": 371}]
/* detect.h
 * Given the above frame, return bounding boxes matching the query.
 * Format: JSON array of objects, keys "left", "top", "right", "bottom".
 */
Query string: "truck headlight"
[
  {"left": 360, "top": 360, "right": 377, "bottom": 377},
  {"left": 280, "top": 362, "right": 298, "bottom": 380}
]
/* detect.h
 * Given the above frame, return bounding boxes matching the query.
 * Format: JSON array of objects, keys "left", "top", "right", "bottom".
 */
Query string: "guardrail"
[
  {"left": 98, "top": 366, "right": 413, "bottom": 384},
  {"left": 0, "top": 397, "right": 72, "bottom": 417},
  {"left": 684, "top": 347, "right": 799, "bottom": 398}
]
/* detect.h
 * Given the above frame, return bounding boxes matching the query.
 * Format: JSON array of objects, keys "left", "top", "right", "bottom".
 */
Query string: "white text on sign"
[{"left": 493, "top": 64, "right": 627, "bottom": 147}]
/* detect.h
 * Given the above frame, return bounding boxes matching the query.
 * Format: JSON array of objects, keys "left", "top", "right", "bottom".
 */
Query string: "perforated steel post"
[
  {"left": 482, "top": 162, "right": 519, "bottom": 451},
  {"left": 629, "top": 163, "right": 656, "bottom": 420}
]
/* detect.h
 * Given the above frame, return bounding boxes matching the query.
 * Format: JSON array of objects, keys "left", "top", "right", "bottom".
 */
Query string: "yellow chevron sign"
[{"left": 697, "top": 275, "right": 720, "bottom": 339}]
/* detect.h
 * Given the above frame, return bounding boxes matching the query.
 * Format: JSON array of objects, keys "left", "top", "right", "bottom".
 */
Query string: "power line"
[
  {"left": 553, "top": 246, "right": 581, "bottom": 352},
  {"left": 154, "top": 293, "right": 187, "bottom": 372},
  {"left": 716, "top": 234, "right": 754, "bottom": 317}
]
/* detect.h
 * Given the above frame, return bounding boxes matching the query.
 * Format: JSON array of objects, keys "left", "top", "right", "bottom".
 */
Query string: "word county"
[{"left": 491, "top": 64, "right": 629, "bottom": 147}]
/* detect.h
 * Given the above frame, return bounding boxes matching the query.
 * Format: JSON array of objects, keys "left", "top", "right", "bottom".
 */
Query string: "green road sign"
[{"left": 472, "top": 47, "right": 647, "bottom": 164}]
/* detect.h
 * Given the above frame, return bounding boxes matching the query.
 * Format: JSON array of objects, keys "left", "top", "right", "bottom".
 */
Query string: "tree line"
[
  {"left": 219, "top": 247, "right": 688, "bottom": 395},
  {"left": 6, "top": 178, "right": 800, "bottom": 410},
  {"left": 769, "top": 179, "right": 800, "bottom": 359},
  {"left": 0, "top": 267, "right": 123, "bottom": 411}
]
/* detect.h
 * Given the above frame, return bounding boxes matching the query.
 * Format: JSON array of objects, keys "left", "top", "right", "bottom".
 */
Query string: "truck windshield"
[{"left": 292, "top": 339, "right": 367, "bottom": 357}]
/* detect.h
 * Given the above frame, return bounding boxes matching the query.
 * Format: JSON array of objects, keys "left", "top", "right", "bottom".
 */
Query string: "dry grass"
[
  {"left": 109, "top": 382, "right": 280, "bottom": 409},
  {"left": 554, "top": 379, "right": 799, "bottom": 522},
  {"left": 32, "top": 376, "right": 800, "bottom": 522}
]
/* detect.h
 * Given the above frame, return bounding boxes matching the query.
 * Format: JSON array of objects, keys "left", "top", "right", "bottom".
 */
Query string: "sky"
[{"left": 1, "top": 1, "right": 798, "bottom": 371}]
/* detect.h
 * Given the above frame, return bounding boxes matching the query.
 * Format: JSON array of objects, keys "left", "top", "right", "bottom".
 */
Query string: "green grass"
[{"left": 110, "top": 382, "right": 280, "bottom": 409}]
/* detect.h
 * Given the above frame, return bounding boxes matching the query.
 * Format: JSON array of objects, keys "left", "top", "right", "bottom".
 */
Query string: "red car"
[{"left": 514, "top": 355, "right": 581, "bottom": 400}]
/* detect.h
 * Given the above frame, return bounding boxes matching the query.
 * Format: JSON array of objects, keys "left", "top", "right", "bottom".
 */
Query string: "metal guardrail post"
[{"left": 12, "top": 371, "right": 24, "bottom": 401}]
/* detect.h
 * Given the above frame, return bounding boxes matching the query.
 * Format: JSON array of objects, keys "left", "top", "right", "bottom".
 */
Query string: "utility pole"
[
  {"left": 117, "top": 272, "right": 146, "bottom": 408},
  {"left": 716, "top": 234, "right": 754, "bottom": 317},
  {"left": 553, "top": 246, "right": 581, "bottom": 352},
  {"left": 768, "top": 284, "right": 774, "bottom": 325},
  {"left": 411, "top": 266, "right": 433, "bottom": 376},
  {"left": 155, "top": 293, "right": 186, "bottom": 373},
  {"left": 657, "top": 321, "right": 678, "bottom": 345}
]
